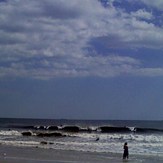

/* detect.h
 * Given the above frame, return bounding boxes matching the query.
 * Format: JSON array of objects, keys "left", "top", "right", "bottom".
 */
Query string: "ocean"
[{"left": 0, "top": 118, "right": 163, "bottom": 162}]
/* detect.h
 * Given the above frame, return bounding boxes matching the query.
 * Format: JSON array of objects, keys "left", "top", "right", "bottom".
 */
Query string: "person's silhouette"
[{"left": 123, "top": 142, "right": 129, "bottom": 159}]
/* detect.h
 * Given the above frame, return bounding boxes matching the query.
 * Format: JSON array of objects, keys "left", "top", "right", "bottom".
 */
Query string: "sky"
[{"left": 0, "top": 0, "right": 163, "bottom": 120}]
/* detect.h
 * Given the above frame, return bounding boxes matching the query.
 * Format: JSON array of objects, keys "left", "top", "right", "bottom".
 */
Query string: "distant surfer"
[
  {"left": 95, "top": 137, "right": 99, "bottom": 141},
  {"left": 123, "top": 142, "right": 129, "bottom": 160}
]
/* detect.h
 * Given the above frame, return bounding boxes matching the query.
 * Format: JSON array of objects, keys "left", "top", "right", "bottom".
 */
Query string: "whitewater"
[{"left": 0, "top": 118, "right": 163, "bottom": 158}]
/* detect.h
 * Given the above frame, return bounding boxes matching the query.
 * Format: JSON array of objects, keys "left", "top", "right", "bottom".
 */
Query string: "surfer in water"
[{"left": 123, "top": 142, "right": 129, "bottom": 160}]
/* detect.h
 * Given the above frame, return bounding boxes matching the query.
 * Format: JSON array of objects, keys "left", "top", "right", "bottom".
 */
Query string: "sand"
[
  {"left": 0, "top": 145, "right": 118, "bottom": 163},
  {"left": 0, "top": 145, "right": 162, "bottom": 163}
]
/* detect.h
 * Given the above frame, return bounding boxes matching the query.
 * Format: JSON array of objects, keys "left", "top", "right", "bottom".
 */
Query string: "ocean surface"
[{"left": 0, "top": 118, "right": 163, "bottom": 159}]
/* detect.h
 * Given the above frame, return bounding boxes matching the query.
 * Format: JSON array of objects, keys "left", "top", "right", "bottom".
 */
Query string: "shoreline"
[{"left": 0, "top": 145, "right": 162, "bottom": 163}]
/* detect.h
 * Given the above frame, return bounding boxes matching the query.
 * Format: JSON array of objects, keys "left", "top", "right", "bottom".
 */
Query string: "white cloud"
[
  {"left": 0, "top": 0, "right": 163, "bottom": 79},
  {"left": 140, "top": 0, "right": 163, "bottom": 11},
  {"left": 0, "top": 55, "right": 141, "bottom": 79},
  {"left": 131, "top": 9, "right": 153, "bottom": 20},
  {"left": 136, "top": 68, "right": 163, "bottom": 77}
]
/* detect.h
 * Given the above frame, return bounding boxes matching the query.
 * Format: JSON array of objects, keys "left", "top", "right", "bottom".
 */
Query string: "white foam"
[
  {"left": 0, "top": 140, "right": 40, "bottom": 147},
  {"left": 128, "top": 127, "right": 136, "bottom": 132},
  {"left": 0, "top": 130, "right": 21, "bottom": 136},
  {"left": 42, "top": 132, "right": 163, "bottom": 156},
  {"left": 0, "top": 129, "right": 163, "bottom": 156}
]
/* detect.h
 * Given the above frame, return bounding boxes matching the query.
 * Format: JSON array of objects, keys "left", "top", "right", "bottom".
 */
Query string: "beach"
[
  {"left": 0, "top": 145, "right": 162, "bottom": 163},
  {"left": 0, "top": 119, "right": 163, "bottom": 163},
  {"left": 0, "top": 145, "right": 121, "bottom": 163}
]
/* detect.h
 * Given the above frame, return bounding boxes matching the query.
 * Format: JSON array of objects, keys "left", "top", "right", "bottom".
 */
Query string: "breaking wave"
[
  {"left": 6, "top": 124, "right": 163, "bottom": 133},
  {"left": 0, "top": 126, "right": 163, "bottom": 156}
]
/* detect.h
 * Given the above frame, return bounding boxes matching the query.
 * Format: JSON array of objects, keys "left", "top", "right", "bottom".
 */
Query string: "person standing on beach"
[{"left": 123, "top": 142, "right": 129, "bottom": 160}]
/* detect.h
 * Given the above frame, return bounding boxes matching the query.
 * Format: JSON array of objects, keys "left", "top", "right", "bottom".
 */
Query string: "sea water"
[{"left": 0, "top": 118, "right": 163, "bottom": 161}]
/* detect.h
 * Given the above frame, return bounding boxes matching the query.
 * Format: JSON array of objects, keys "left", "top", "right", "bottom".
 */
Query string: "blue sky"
[{"left": 0, "top": 0, "right": 163, "bottom": 120}]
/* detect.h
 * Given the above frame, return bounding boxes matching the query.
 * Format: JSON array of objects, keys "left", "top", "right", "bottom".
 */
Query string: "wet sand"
[{"left": 0, "top": 145, "right": 162, "bottom": 163}]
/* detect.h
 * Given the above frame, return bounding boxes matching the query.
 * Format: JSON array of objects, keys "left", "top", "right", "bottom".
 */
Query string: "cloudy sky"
[{"left": 0, "top": 0, "right": 163, "bottom": 120}]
